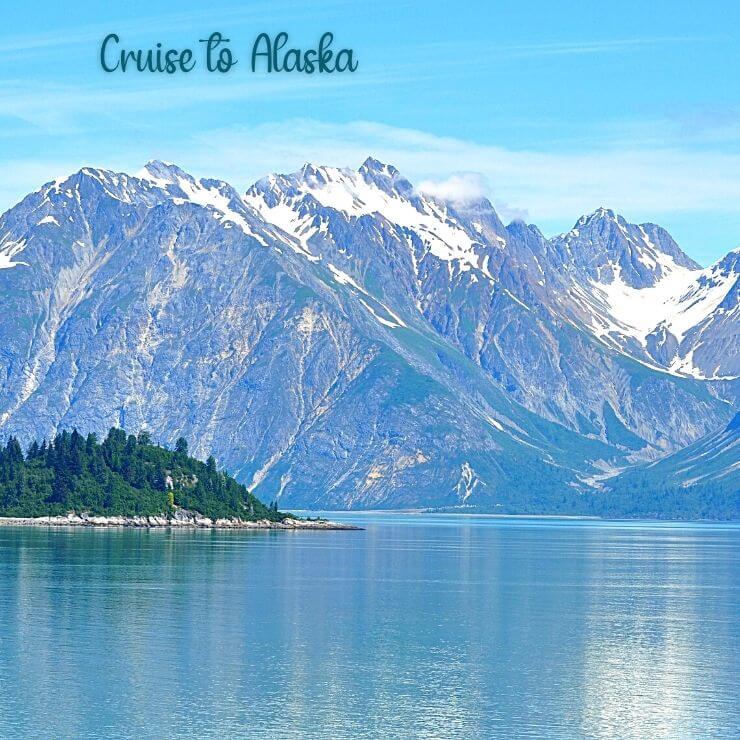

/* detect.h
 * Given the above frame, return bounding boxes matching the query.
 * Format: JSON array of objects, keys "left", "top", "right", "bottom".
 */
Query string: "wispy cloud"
[
  {"left": 485, "top": 36, "right": 717, "bottom": 59},
  {"left": 417, "top": 173, "right": 489, "bottom": 202},
  {"left": 5, "top": 118, "right": 740, "bottom": 261},
  {"left": 0, "top": 60, "right": 428, "bottom": 132},
  {"left": 173, "top": 119, "right": 740, "bottom": 224},
  {"left": 404, "top": 34, "right": 719, "bottom": 66}
]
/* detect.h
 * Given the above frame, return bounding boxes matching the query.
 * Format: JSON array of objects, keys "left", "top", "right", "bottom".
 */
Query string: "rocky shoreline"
[{"left": 0, "top": 511, "right": 361, "bottom": 531}]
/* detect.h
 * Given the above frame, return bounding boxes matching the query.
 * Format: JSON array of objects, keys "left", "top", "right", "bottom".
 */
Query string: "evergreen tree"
[
  {"left": 175, "top": 437, "right": 188, "bottom": 453},
  {"left": 5, "top": 438, "right": 23, "bottom": 465},
  {"left": 0, "top": 427, "right": 283, "bottom": 522}
]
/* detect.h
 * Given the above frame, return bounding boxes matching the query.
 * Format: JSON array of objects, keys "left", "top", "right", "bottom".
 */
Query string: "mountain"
[
  {"left": 544, "top": 208, "right": 738, "bottom": 381},
  {"left": 246, "top": 160, "right": 733, "bottom": 454},
  {"left": 661, "top": 249, "right": 739, "bottom": 379},
  {"left": 0, "top": 159, "right": 736, "bottom": 516},
  {"left": 603, "top": 413, "right": 739, "bottom": 519}
]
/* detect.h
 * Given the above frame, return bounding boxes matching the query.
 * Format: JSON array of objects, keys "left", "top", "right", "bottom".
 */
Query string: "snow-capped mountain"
[
  {"left": 244, "top": 158, "right": 505, "bottom": 273},
  {"left": 245, "top": 159, "right": 736, "bottom": 450},
  {"left": 661, "top": 248, "right": 739, "bottom": 379},
  {"left": 0, "top": 159, "right": 736, "bottom": 515},
  {"left": 551, "top": 207, "right": 700, "bottom": 284},
  {"left": 543, "top": 208, "right": 738, "bottom": 380}
]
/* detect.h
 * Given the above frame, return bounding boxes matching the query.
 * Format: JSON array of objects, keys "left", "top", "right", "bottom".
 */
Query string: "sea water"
[{"left": 0, "top": 514, "right": 737, "bottom": 738}]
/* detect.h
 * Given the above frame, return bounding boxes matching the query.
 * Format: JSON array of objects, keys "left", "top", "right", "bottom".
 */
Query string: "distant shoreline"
[
  {"left": 0, "top": 514, "right": 361, "bottom": 531},
  {"left": 292, "top": 509, "right": 603, "bottom": 520},
  {"left": 293, "top": 509, "right": 600, "bottom": 519},
  {"left": 292, "top": 510, "right": 739, "bottom": 524}
]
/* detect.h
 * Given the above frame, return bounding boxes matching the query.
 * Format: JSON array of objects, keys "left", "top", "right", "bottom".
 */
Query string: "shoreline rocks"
[{"left": 0, "top": 512, "right": 361, "bottom": 531}]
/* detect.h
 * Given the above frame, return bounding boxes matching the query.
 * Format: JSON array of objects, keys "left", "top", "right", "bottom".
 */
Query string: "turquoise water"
[{"left": 0, "top": 514, "right": 737, "bottom": 738}]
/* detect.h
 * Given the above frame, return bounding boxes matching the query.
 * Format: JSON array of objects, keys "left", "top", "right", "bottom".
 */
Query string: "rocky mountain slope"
[
  {"left": 604, "top": 413, "right": 739, "bottom": 519},
  {"left": 245, "top": 160, "right": 735, "bottom": 451},
  {"left": 0, "top": 159, "right": 736, "bottom": 514}
]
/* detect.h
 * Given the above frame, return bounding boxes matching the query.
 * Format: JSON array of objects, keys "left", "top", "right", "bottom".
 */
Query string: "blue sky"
[{"left": 2, "top": 1, "right": 740, "bottom": 264}]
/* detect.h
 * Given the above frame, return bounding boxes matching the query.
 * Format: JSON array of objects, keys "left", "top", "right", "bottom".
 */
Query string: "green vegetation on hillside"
[
  {"left": 599, "top": 472, "right": 739, "bottom": 521},
  {"left": 0, "top": 428, "right": 285, "bottom": 520}
]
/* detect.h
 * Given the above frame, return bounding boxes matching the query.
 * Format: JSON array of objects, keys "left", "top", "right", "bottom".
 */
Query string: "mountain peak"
[
  {"left": 137, "top": 160, "right": 194, "bottom": 188},
  {"left": 357, "top": 157, "right": 413, "bottom": 198},
  {"left": 574, "top": 207, "right": 622, "bottom": 229},
  {"left": 359, "top": 157, "right": 398, "bottom": 177},
  {"left": 507, "top": 218, "right": 543, "bottom": 238},
  {"left": 298, "top": 162, "right": 325, "bottom": 182},
  {"left": 35, "top": 165, "right": 170, "bottom": 211},
  {"left": 554, "top": 206, "right": 702, "bottom": 292},
  {"left": 49, "top": 165, "right": 119, "bottom": 189},
  {"left": 144, "top": 159, "right": 177, "bottom": 170}
]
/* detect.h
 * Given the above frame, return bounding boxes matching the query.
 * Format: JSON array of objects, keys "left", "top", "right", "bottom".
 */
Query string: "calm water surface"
[{"left": 0, "top": 514, "right": 737, "bottom": 738}]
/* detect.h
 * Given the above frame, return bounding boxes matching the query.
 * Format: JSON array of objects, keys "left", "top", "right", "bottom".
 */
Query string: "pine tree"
[
  {"left": 0, "top": 426, "right": 282, "bottom": 521},
  {"left": 5, "top": 438, "right": 23, "bottom": 465},
  {"left": 175, "top": 437, "right": 188, "bottom": 457}
]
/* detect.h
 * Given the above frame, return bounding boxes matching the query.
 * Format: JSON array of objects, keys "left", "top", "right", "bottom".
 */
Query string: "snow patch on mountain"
[
  {"left": 552, "top": 208, "right": 737, "bottom": 379},
  {"left": 666, "top": 260, "right": 738, "bottom": 342},
  {"left": 0, "top": 239, "right": 28, "bottom": 269},
  {"left": 587, "top": 259, "right": 696, "bottom": 343},
  {"left": 138, "top": 161, "right": 269, "bottom": 246},
  {"left": 328, "top": 263, "right": 406, "bottom": 328},
  {"left": 245, "top": 159, "right": 490, "bottom": 276},
  {"left": 454, "top": 461, "right": 482, "bottom": 502}
]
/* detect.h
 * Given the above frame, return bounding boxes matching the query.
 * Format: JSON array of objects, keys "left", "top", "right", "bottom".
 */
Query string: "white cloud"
[
  {"left": 416, "top": 172, "right": 528, "bottom": 222},
  {"left": 417, "top": 173, "right": 489, "bottom": 202},
  {"left": 178, "top": 119, "right": 740, "bottom": 225}
]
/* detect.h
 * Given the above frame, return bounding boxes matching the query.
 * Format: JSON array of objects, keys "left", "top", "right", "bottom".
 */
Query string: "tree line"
[{"left": 0, "top": 427, "right": 283, "bottom": 520}]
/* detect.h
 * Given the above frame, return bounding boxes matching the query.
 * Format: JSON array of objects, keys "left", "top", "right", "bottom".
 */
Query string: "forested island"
[{"left": 0, "top": 428, "right": 356, "bottom": 529}]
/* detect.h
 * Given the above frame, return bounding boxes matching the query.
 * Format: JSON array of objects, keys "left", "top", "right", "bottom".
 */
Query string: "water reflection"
[{"left": 0, "top": 518, "right": 737, "bottom": 738}]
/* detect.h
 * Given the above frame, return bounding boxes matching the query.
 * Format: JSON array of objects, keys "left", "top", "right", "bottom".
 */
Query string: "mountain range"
[{"left": 0, "top": 158, "right": 737, "bottom": 517}]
